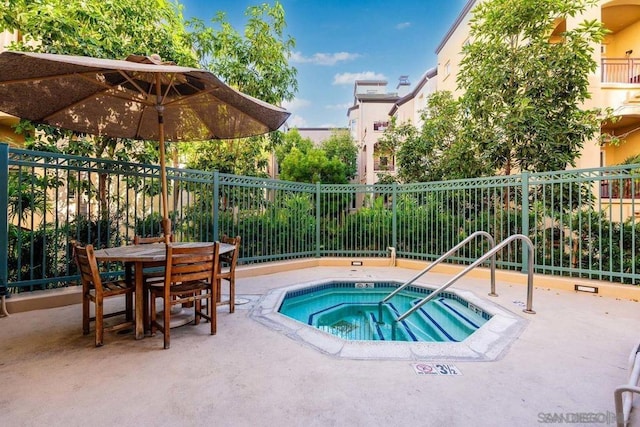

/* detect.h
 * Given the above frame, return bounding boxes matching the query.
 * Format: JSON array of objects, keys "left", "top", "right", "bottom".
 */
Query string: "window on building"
[
  {"left": 373, "top": 121, "right": 389, "bottom": 131},
  {"left": 444, "top": 61, "right": 451, "bottom": 78}
]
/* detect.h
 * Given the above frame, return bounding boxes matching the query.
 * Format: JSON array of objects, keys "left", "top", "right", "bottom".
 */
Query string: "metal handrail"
[
  {"left": 378, "top": 231, "right": 496, "bottom": 323},
  {"left": 614, "top": 342, "right": 640, "bottom": 427},
  {"left": 388, "top": 234, "right": 535, "bottom": 340},
  {"left": 614, "top": 385, "right": 640, "bottom": 427}
]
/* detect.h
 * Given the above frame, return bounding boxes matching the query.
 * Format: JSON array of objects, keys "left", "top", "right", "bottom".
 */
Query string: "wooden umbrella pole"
[
  {"left": 158, "top": 126, "right": 171, "bottom": 241},
  {"left": 156, "top": 75, "right": 171, "bottom": 241}
]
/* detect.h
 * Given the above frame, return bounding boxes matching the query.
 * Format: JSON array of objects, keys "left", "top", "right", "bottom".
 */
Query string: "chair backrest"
[
  {"left": 220, "top": 235, "right": 241, "bottom": 269},
  {"left": 134, "top": 234, "right": 172, "bottom": 245},
  {"left": 165, "top": 243, "right": 219, "bottom": 286},
  {"left": 73, "top": 243, "right": 104, "bottom": 295}
]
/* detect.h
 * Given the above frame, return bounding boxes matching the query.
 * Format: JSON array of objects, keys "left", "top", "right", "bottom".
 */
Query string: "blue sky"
[{"left": 181, "top": 0, "right": 468, "bottom": 128}]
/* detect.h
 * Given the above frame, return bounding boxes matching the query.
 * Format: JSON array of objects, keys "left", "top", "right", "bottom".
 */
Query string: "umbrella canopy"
[{"left": 0, "top": 51, "right": 290, "bottom": 238}]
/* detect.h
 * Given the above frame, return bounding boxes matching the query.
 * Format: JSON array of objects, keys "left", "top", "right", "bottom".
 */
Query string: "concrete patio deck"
[{"left": 1, "top": 265, "right": 639, "bottom": 426}]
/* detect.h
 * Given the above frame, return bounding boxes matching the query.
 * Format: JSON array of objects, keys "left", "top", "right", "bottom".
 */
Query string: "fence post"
[
  {"left": 213, "top": 170, "right": 219, "bottom": 241},
  {"left": 392, "top": 182, "right": 397, "bottom": 250},
  {"left": 521, "top": 172, "right": 530, "bottom": 274},
  {"left": 316, "top": 182, "right": 321, "bottom": 258},
  {"left": 0, "top": 143, "right": 9, "bottom": 316}
]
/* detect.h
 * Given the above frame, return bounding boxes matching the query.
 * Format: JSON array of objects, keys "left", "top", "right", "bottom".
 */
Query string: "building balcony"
[
  {"left": 374, "top": 160, "right": 395, "bottom": 172},
  {"left": 602, "top": 58, "right": 640, "bottom": 84}
]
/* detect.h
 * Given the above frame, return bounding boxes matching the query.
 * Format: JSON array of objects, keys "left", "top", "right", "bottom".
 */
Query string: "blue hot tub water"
[{"left": 278, "top": 282, "right": 491, "bottom": 342}]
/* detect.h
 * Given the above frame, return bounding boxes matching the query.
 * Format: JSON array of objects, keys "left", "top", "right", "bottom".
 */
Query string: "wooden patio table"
[{"left": 93, "top": 242, "right": 235, "bottom": 339}]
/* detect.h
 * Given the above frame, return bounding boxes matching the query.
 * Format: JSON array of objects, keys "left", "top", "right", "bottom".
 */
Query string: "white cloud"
[
  {"left": 286, "top": 114, "right": 308, "bottom": 128},
  {"left": 395, "top": 22, "right": 411, "bottom": 30},
  {"left": 332, "top": 71, "right": 387, "bottom": 85},
  {"left": 290, "top": 51, "right": 360, "bottom": 66},
  {"left": 325, "top": 103, "right": 352, "bottom": 110},
  {"left": 282, "top": 98, "right": 311, "bottom": 112}
]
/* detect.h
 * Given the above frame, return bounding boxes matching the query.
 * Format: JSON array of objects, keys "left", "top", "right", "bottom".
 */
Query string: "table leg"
[
  {"left": 135, "top": 261, "right": 144, "bottom": 339},
  {"left": 0, "top": 295, "right": 8, "bottom": 317}
]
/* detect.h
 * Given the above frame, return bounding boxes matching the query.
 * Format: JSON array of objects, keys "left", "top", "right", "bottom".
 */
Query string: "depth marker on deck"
[{"left": 412, "top": 363, "right": 462, "bottom": 376}]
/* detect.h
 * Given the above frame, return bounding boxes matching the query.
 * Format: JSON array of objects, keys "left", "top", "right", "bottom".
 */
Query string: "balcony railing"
[
  {"left": 600, "top": 178, "right": 640, "bottom": 199},
  {"left": 602, "top": 58, "right": 640, "bottom": 84}
]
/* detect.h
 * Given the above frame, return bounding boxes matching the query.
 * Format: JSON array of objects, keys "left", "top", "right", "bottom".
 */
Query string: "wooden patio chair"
[
  {"left": 216, "top": 235, "right": 241, "bottom": 313},
  {"left": 149, "top": 243, "right": 219, "bottom": 349},
  {"left": 73, "top": 243, "right": 135, "bottom": 347},
  {"left": 132, "top": 234, "right": 171, "bottom": 331}
]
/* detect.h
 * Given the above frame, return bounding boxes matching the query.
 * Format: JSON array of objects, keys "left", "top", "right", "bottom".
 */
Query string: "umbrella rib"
[
  {"left": 161, "top": 87, "right": 218, "bottom": 107},
  {"left": 161, "top": 74, "right": 177, "bottom": 105},
  {"left": 116, "top": 70, "right": 153, "bottom": 99},
  {"left": 74, "top": 73, "right": 153, "bottom": 104}
]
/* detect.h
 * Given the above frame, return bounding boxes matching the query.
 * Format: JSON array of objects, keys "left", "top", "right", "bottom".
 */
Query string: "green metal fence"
[{"left": 2, "top": 143, "right": 640, "bottom": 295}]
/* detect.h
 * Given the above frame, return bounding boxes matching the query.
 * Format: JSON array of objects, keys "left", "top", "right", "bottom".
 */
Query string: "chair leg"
[
  {"left": 143, "top": 286, "right": 150, "bottom": 334},
  {"left": 229, "top": 278, "right": 235, "bottom": 314},
  {"left": 195, "top": 296, "right": 201, "bottom": 325},
  {"left": 211, "top": 285, "right": 217, "bottom": 335},
  {"left": 163, "top": 296, "right": 171, "bottom": 349},
  {"left": 82, "top": 293, "right": 90, "bottom": 335},
  {"left": 125, "top": 263, "right": 134, "bottom": 323},
  {"left": 125, "top": 292, "right": 133, "bottom": 322},
  {"left": 95, "top": 300, "right": 104, "bottom": 347},
  {"left": 150, "top": 291, "right": 157, "bottom": 336},
  {"left": 0, "top": 295, "right": 8, "bottom": 317}
]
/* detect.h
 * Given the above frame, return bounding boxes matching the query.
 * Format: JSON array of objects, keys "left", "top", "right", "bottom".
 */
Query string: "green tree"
[
  {"left": 183, "top": 1, "right": 298, "bottom": 176},
  {"left": 381, "top": 91, "right": 490, "bottom": 183},
  {"left": 275, "top": 129, "right": 314, "bottom": 165},
  {"left": 188, "top": 1, "right": 297, "bottom": 106},
  {"left": 279, "top": 147, "right": 348, "bottom": 184},
  {"left": 278, "top": 129, "right": 357, "bottom": 184},
  {"left": 378, "top": 116, "right": 423, "bottom": 182},
  {"left": 458, "top": 0, "right": 607, "bottom": 175},
  {"left": 1, "top": 0, "right": 196, "bottom": 64},
  {"left": 182, "top": 136, "right": 271, "bottom": 177},
  {"left": 321, "top": 130, "right": 358, "bottom": 181}
]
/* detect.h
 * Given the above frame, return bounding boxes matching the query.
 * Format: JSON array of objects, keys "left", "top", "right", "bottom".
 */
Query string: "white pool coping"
[{"left": 250, "top": 278, "right": 529, "bottom": 361}]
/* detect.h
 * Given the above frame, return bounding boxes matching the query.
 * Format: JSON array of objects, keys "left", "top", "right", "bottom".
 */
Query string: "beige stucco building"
[
  {"left": 389, "top": 68, "right": 437, "bottom": 131},
  {"left": 435, "top": 0, "right": 640, "bottom": 170},
  {"left": 347, "top": 70, "right": 439, "bottom": 185},
  {"left": 347, "top": 80, "right": 401, "bottom": 184}
]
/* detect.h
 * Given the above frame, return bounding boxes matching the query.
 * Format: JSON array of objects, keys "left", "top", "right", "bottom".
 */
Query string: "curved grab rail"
[
  {"left": 380, "top": 231, "right": 496, "bottom": 306},
  {"left": 613, "top": 341, "right": 640, "bottom": 427},
  {"left": 394, "top": 234, "right": 535, "bottom": 329}
]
